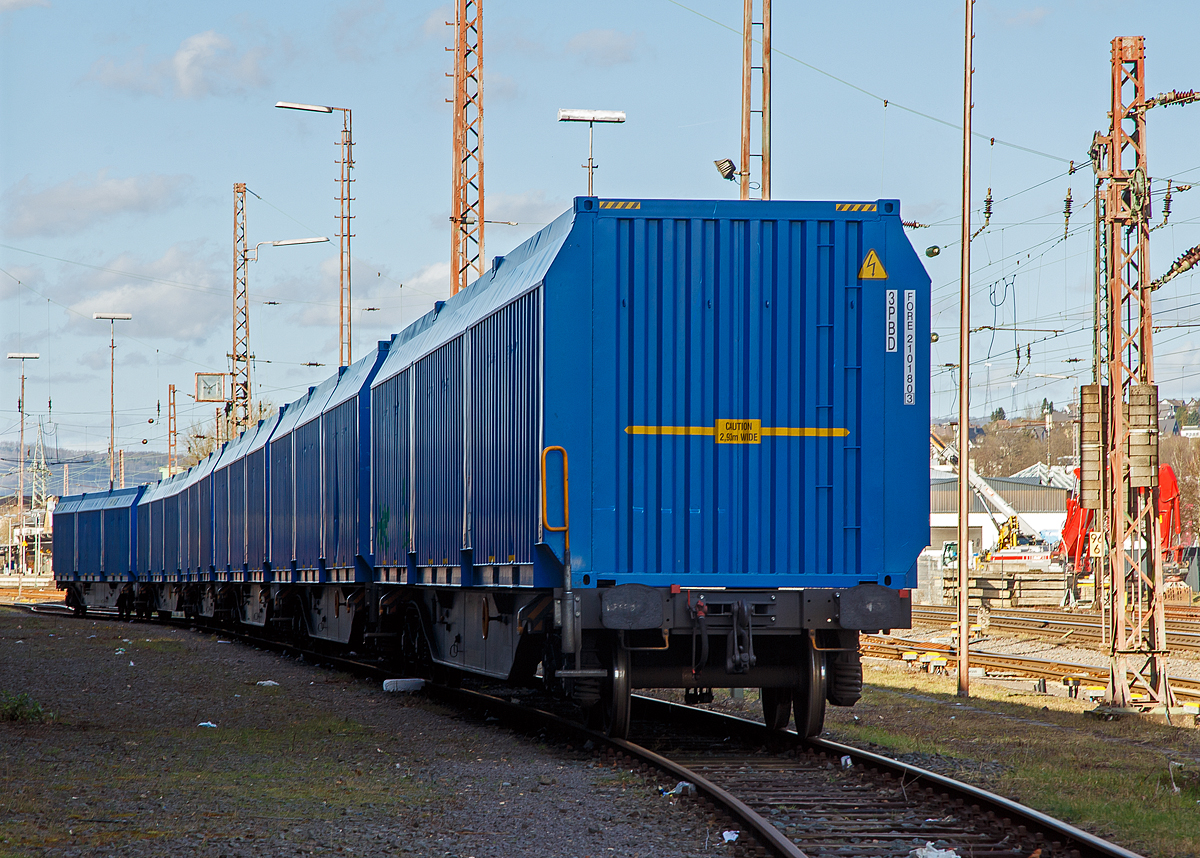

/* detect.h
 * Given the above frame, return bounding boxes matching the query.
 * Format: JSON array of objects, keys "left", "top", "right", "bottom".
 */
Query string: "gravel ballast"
[{"left": 0, "top": 607, "right": 738, "bottom": 857}]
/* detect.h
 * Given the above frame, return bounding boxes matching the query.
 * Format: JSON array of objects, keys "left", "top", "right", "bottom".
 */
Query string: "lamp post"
[
  {"left": 557, "top": 109, "right": 626, "bottom": 196},
  {"left": 7, "top": 352, "right": 38, "bottom": 594},
  {"left": 93, "top": 313, "right": 131, "bottom": 491},
  {"left": 275, "top": 100, "right": 354, "bottom": 367}
]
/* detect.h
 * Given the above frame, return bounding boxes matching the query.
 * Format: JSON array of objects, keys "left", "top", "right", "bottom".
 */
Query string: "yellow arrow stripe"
[{"left": 624, "top": 425, "right": 849, "bottom": 437}]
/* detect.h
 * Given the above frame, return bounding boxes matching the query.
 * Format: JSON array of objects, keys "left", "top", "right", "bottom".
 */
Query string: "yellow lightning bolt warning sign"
[{"left": 858, "top": 249, "right": 888, "bottom": 280}]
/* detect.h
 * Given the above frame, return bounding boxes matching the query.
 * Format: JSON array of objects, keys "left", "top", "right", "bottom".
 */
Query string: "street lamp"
[
  {"left": 7, "top": 352, "right": 38, "bottom": 593},
  {"left": 275, "top": 100, "right": 355, "bottom": 367},
  {"left": 557, "top": 109, "right": 626, "bottom": 196},
  {"left": 93, "top": 313, "right": 131, "bottom": 491},
  {"left": 248, "top": 236, "right": 329, "bottom": 262}
]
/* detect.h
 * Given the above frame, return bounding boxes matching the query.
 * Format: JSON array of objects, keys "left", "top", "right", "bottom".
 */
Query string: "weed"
[{"left": 0, "top": 692, "right": 52, "bottom": 723}]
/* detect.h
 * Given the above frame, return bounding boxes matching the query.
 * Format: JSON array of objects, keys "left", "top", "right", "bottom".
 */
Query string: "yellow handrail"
[{"left": 540, "top": 445, "right": 569, "bottom": 552}]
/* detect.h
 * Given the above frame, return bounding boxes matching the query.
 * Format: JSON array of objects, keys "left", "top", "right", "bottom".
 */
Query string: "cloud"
[
  {"left": 565, "top": 29, "right": 640, "bottom": 67},
  {"left": 0, "top": 0, "right": 49, "bottom": 11},
  {"left": 63, "top": 242, "right": 226, "bottom": 344},
  {"left": 3, "top": 170, "right": 189, "bottom": 238},
  {"left": 996, "top": 6, "right": 1048, "bottom": 27},
  {"left": 332, "top": 0, "right": 393, "bottom": 62},
  {"left": 87, "top": 30, "right": 267, "bottom": 99},
  {"left": 488, "top": 190, "right": 570, "bottom": 228},
  {"left": 422, "top": 5, "right": 452, "bottom": 39}
]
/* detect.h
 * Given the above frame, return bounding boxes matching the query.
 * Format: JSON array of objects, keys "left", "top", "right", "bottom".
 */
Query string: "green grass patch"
[{"left": 0, "top": 691, "right": 52, "bottom": 722}]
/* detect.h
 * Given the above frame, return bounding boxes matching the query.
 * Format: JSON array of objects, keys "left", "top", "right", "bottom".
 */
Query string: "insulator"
[
  {"left": 1063, "top": 188, "right": 1073, "bottom": 241},
  {"left": 983, "top": 188, "right": 993, "bottom": 219},
  {"left": 902, "top": 220, "right": 930, "bottom": 229}
]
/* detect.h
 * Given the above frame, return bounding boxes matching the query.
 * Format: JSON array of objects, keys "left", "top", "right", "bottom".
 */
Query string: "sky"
[{"left": 2, "top": 0, "right": 1199, "bottom": 468}]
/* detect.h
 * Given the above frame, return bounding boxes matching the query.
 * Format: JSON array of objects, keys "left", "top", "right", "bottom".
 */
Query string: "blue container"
[
  {"left": 321, "top": 341, "right": 391, "bottom": 579},
  {"left": 52, "top": 495, "right": 83, "bottom": 579},
  {"left": 54, "top": 488, "right": 143, "bottom": 581},
  {"left": 372, "top": 197, "right": 929, "bottom": 591}
]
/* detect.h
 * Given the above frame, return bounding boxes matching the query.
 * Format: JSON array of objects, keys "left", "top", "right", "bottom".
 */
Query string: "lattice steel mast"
[
  {"left": 232, "top": 183, "right": 251, "bottom": 433},
  {"left": 450, "top": 0, "right": 484, "bottom": 295},
  {"left": 1086, "top": 36, "right": 1171, "bottom": 709},
  {"left": 167, "top": 383, "right": 178, "bottom": 476}
]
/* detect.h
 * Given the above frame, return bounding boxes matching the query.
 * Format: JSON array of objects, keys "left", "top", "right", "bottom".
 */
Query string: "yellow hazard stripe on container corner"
[
  {"left": 599, "top": 200, "right": 641, "bottom": 209},
  {"left": 835, "top": 203, "right": 877, "bottom": 212},
  {"left": 624, "top": 425, "right": 849, "bottom": 437}
]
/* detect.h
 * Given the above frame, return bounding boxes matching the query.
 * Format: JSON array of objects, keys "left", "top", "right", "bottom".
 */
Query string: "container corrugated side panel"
[
  {"left": 78, "top": 505, "right": 101, "bottom": 577},
  {"left": 294, "top": 418, "right": 322, "bottom": 569},
  {"left": 229, "top": 457, "right": 246, "bottom": 569},
  {"left": 197, "top": 477, "right": 212, "bottom": 573},
  {"left": 413, "top": 339, "right": 464, "bottom": 567},
  {"left": 322, "top": 398, "right": 357, "bottom": 570},
  {"left": 54, "top": 508, "right": 76, "bottom": 575},
  {"left": 371, "top": 371, "right": 410, "bottom": 567},
  {"left": 165, "top": 493, "right": 181, "bottom": 574},
  {"left": 270, "top": 430, "right": 295, "bottom": 568},
  {"left": 468, "top": 289, "right": 539, "bottom": 567},
  {"left": 213, "top": 467, "right": 230, "bottom": 571},
  {"left": 102, "top": 506, "right": 131, "bottom": 577},
  {"left": 151, "top": 497, "right": 165, "bottom": 575},
  {"left": 594, "top": 213, "right": 863, "bottom": 582},
  {"left": 137, "top": 498, "right": 150, "bottom": 575},
  {"left": 247, "top": 447, "right": 268, "bottom": 571}
]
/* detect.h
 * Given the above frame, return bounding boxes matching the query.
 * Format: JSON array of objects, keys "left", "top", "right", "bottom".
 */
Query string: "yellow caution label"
[
  {"left": 624, "top": 424, "right": 849, "bottom": 439},
  {"left": 716, "top": 418, "right": 761, "bottom": 444},
  {"left": 836, "top": 203, "right": 877, "bottom": 212},
  {"left": 858, "top": 249, "right": 888, "bottom": 280},
  {"left": 599, "top": 200, "right": 641, "bottom": 209}
]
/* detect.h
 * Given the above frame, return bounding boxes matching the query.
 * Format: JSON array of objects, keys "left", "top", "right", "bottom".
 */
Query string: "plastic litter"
[
  {"left": 840, "top": 755, "right": 853, "bottom": 770},
  {"left": 115, "top": 648, "right": 125, "bottom": 655},
  {"left": 660, "top": 781, "right": 697, "bottom": 797},
  {"left": 382, "top": 678, "right": 425, "bottom": 692},
  {"left": 722, "top": 831, "right": 739, "bottom": 843},
  {"left": 910, "top": 843, "right": 959, "bottom": 858},
  {"left": 197, "top": 721, "right": 218, "bottom": 728},
  {"left": 128, "top": 661, "right": 135, "bottom": 667},
  {"left": 256, "top": 680, "right": 280, "bottom": 687}
]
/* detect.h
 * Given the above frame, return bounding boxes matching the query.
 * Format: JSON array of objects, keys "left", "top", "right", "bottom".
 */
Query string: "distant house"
[{"left": 1182, "top": 424, "right": 1200, "bottom": 439}]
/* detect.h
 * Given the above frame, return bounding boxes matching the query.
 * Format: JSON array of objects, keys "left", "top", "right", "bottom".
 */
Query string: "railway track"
[
  {"left": 911, "top": 605, "right": 1200, "bottom": 653},
  {"left": 862, "top": 635, "right": 1200, "bottom": 705},
  {"left": 22, "top": 601, "right": 1147, "bottom": 858}
]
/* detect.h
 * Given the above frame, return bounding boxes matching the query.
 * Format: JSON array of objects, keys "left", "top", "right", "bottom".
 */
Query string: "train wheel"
[
  {"left": 794, "top": 637, "right": 827, "bottom": 738},
  {"left": 760, "top": 687, "right": 792, "bottom": 730},
  {"left": 600, "top": 642, "right": 631, "bottom": 739}
]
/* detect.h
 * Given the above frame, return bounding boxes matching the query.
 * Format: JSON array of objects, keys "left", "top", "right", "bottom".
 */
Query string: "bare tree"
[{"left": 180, "top": 401, "right": 276, "bottom": 470}]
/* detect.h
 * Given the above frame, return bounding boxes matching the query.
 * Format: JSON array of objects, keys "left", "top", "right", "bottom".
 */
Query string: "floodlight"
[
  {"left": 714, "top": 159, "right": 737, "bottom": 181},
  {"left": 557, "top": 109, "right": 625, "bottom": 123},
  {"left": 272, "top": 237, "right": 330, "bottom": 246},
  {"left": 276, "top": 101, "right": 334, "bottom": 113}
]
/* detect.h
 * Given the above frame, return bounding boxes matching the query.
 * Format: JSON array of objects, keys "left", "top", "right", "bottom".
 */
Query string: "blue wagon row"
[{"left": 55, "top": 196, "right": 930, "bottom": 736}]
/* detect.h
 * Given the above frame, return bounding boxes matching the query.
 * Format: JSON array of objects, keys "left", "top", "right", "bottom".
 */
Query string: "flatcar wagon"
[{"left": 55, "top": 197, "right": 930, "bottom": 738}]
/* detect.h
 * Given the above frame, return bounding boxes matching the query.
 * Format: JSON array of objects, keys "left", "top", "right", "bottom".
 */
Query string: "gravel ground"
[{"left": 0, "top": 607, "right": 742, "bottom": 858}]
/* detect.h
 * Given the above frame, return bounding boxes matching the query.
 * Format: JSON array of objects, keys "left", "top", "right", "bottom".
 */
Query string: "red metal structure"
[
  {"left": 1086, "top": 36, "right": 1173, "bottom": 709},
  {"left": 450, "top": 0, "right": 483, "bottom": 296}
]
